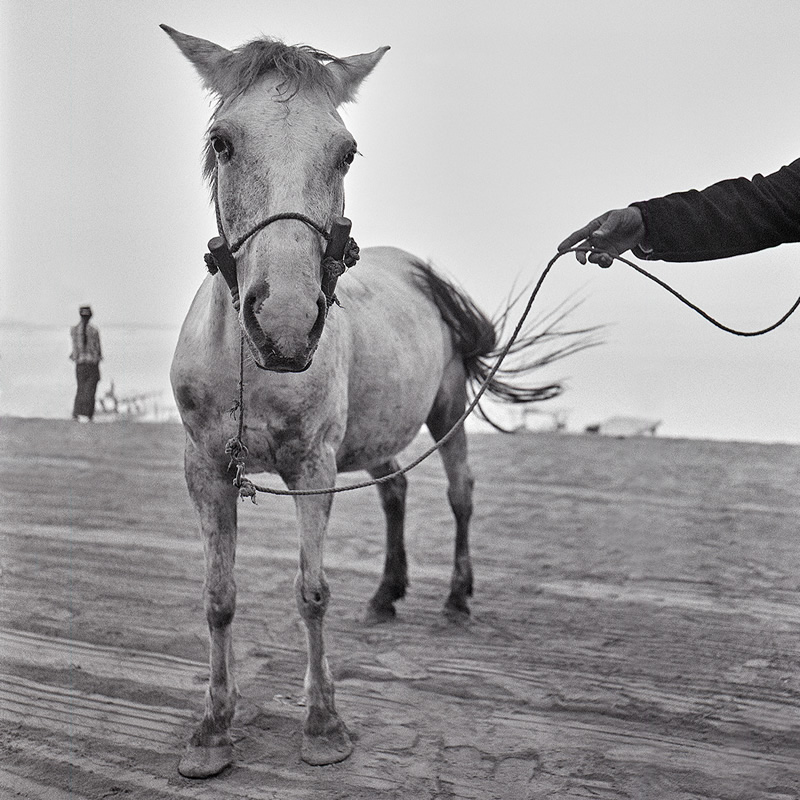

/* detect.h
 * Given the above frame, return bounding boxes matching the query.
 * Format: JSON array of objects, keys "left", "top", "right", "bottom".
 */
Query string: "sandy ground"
[{"left": 2, "top": 417, "right": 800, "bottom": 799}]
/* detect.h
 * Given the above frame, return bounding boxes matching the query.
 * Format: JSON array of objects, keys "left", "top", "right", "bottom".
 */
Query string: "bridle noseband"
[{"left": 204, "top": 211, "right": 360, "bottom": 312}]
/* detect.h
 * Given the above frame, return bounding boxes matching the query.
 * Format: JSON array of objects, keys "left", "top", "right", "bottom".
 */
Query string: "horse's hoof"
[
  {"left": 364, "top": 602, "right": 396, "bottom": 625},
  {"left": 178, "top": 743, "right": 234, "bottom": 778},
  {"left": 443, "top": 597, "right": 471, "bottom": 624},
  {"left": 301, "top": 720, "right": 354, "bottom": 765}
]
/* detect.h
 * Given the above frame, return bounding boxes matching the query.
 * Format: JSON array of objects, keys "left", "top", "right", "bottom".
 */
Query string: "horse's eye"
[{"left": 211, "top": 136, "right": 232, "bottom": 161}]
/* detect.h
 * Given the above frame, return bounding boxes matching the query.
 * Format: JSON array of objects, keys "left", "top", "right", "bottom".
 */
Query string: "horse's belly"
[
  {"left": 336, "top": 387, "right": 435, "bottom": 472},
  {"left": 331, "top": 252, "right": 452, "bottom": 472},
  {"left": 336, "top": 331, "right": 447, "bottom": 472}
]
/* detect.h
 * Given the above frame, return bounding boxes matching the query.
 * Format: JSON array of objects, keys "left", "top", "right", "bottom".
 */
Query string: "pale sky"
[{"left": 1, "top": 0, "right": 798, "bottom": 442}]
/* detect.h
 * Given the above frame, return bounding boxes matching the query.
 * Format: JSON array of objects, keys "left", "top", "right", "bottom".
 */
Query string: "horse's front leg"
[
  {"left": 179, "top": 441, "right": 239, "bottom": 778},
  {"left": 289, "top": 452, "right": 353, "bottom": 766}
]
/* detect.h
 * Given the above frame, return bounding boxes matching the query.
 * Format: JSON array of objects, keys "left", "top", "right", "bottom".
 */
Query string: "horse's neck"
[
  {"left": 173, "top": 274, "right": 241, "bottom": 401},
  {"left": 212, "top": 276, "right": 243, "bottom": 342},
  {"left": 210, "top": 272, "right": 236, "bottom": 312},
  {"left": 181, "top": 273, "right": 240, "bottom": 353}
]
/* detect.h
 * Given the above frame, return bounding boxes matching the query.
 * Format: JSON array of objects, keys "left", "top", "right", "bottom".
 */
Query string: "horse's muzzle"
[
  {"left": 253, "top": 354, "right": 314, "bottom": 373},
  {"left": 243, "top": 291, "right": 327, "bottom": 373}
]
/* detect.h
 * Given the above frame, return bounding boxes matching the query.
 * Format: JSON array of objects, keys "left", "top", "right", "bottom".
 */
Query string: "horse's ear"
[
  {"left": 160, "top": 24, "right": 232, "bottom": 96},
  {"left": 326, "top": 46, "right": 390, "bottom": 105}
]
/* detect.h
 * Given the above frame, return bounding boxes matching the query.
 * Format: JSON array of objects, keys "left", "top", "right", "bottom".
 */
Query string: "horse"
[{"left": 162, "top": 25, "right": 587, "bottom": 777}]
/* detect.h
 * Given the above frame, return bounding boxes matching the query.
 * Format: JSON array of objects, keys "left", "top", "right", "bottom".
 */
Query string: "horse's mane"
[
  {"left": 221, "top": 37, "right": 340, "bottom": 101},
  {"left": 203, "top": 37, "right": 341, "bottom": 188}
]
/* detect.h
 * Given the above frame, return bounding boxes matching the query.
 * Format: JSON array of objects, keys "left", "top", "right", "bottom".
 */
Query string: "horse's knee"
[
  {"left": 204, "top": 581, "right": 236, "bottom": 629},
  {"left": 295, "top": 572, "right": 330, "bottom": 621}
]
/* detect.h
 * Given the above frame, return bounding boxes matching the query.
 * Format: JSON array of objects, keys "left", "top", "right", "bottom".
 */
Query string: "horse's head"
[{"left": 162, "top": 26, "right": 388, "bottom": 372}]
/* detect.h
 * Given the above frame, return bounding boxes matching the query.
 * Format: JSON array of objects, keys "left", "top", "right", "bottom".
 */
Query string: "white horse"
[{"left": 163, "top": 25, "right": 585, "bottom": 777}]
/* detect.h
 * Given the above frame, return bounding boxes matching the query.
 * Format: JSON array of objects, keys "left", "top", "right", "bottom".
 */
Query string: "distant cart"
[
  {"left": 584, "top": 416, "right": 661, "bottom": 438},
  {"left": 95, "top": 381, "right": 168, "bottom": 422}
]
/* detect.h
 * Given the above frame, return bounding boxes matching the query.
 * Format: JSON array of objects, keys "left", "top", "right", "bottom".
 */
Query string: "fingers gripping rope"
[{"left": 226, "top": 248, "right": 800, "bottom": 500}]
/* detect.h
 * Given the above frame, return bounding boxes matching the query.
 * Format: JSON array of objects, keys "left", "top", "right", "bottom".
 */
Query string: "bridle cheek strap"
[
  {"left": 205, "top": 237, "right": 241, "bottom": 310},
  {"left": 204, "top": 213, "right": 360, "bottom": 311},
  {"left": 321, "top": 218, "right": 360, "bottom": 307}
]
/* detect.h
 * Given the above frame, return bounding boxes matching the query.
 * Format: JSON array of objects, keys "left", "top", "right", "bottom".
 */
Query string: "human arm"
[
  {"left": 630, "top": 158, "right": 800, "bottom": 261},
  {"left": 559, "top": 158, "right": 800, "bottom": 266},
  {"left": 90, "top": 326, "right": 102, "bottom": 362}
]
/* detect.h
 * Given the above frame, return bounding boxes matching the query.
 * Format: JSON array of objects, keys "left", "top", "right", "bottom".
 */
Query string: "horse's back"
[
  {"left": 337, "top": 246, "right": 453, "bottom": 361},
  {"left": 338, "top": 245, "right": 436, "bottom": 304}
]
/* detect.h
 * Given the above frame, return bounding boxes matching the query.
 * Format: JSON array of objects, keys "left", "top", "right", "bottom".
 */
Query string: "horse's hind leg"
[
  {"left": 179, "top": 440, "right": 239, "bottom": 778},
  {"left": 365, "top": 459, "right": 408, "bottom": 624},
  {"left": 427, "top": 366, "right": 475, "bottom": 620}
]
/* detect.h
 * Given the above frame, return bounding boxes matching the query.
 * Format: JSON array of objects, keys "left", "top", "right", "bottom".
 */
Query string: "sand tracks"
[{"left": 2, "top": 419, "right": 800, "bottom": 797}]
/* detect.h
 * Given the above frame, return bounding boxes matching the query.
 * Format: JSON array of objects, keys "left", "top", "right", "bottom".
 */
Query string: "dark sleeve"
[{"left": 629, "top": 158, "right": 800, "bottom": 262}]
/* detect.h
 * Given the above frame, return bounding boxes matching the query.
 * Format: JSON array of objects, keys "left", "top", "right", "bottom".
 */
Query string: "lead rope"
[
  {"left": 227, "top": 247, "right": 800, "bottom": 501},
  {"left": 224, "top": 335, "right": 258, "bottom": 500}
]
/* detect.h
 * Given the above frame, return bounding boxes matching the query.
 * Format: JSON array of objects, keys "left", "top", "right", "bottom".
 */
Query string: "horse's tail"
[{"left": 414, "top": 261, "right": 600, "bottom": 431}]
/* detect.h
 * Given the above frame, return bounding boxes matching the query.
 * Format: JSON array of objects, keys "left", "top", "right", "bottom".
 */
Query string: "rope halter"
[{"left": 204, "top": 212, "right": 360, "bottom": 311}]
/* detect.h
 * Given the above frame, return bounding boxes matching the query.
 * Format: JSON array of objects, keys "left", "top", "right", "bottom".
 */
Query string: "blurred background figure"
[{"left": 69, "top": 305, "right": 102, "bottom": 422}]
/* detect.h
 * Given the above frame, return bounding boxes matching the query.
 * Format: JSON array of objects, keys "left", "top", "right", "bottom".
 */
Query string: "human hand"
[{"left": 557, "top": 206, "right": 646, "bottom": 268}]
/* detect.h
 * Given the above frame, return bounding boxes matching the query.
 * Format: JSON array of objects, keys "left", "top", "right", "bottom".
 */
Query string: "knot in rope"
[
  {"left": 321, "top": 236, "right": 360, "bottom": 308},
  {"left": 236, "top": 477, "right": 258, "bottom": 503},
  {"left": 225, "top": 436, "right": 258, "bottom": 503},
  {"left": 344, "top": 238, "right": 360, "bottom": 268},
  {"left": 204, "top": 252, "right": 219, "bottom": 275},
  {"left": 225, "top": 436, "right": 248, "bottom": 477},
  {"left": 321, "top": 256, "right": 347, "bottom": 281},
  {"left": 224, "top": 435, "right": 248, "bottom": 462}
]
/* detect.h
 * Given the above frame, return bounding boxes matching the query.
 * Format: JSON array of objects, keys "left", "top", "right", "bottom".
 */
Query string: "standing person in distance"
[{"left": 70, "top": 305, "right": 102, "bottom": 422}]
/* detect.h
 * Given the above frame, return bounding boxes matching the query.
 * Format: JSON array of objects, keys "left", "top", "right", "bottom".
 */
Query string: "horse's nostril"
[
  {"left": 244, "top": 279, "right": 271, "bottom": 317},
  {"left": 243, "top": 293, "right": 256, "bottom": 323},
  {"left": 242, "top": 289, "right": 269, "bottom": 350},
  {"left": 244, "top": 290, "right": 262, "bottom": 317},
  {"left": 310, "top": 292, "right": 328, "bottom": 337}
]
